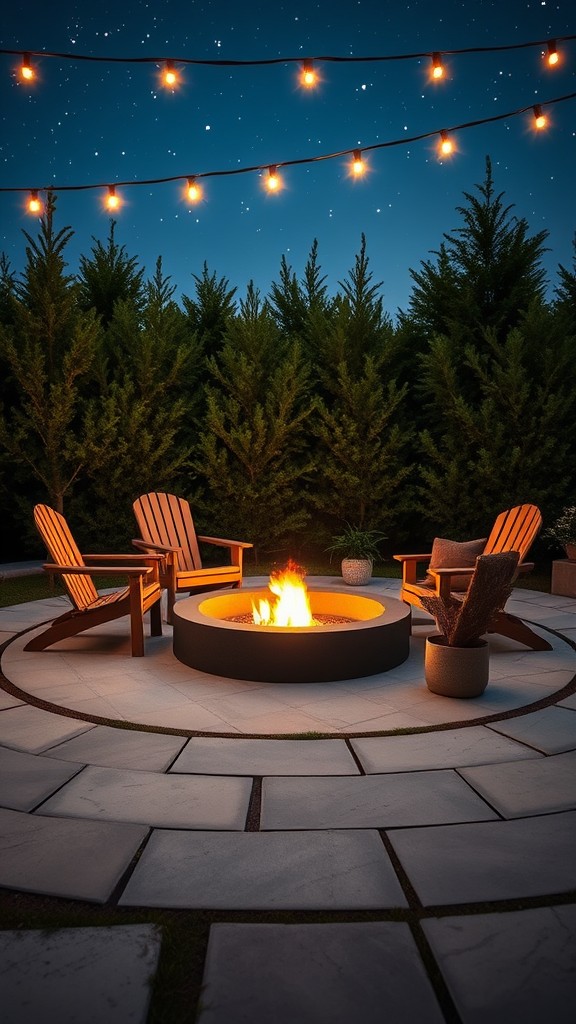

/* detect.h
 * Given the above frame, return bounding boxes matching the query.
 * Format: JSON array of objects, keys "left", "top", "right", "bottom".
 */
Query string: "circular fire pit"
[{"left": 173, "top": 588, "right": 410, "bottom": 683}]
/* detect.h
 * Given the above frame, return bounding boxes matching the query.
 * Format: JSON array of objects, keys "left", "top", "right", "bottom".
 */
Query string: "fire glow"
[{"left": 252, "top": 560, "right": 313, "bottom": 627}]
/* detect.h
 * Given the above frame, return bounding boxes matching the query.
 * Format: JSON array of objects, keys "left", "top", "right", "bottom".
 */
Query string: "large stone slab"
[
  {"left": 423, "top": 904, "right": 576, "bottom": 1024},
  {"left": 0, "top": 704, "right": 95, "bottom": 753},
  {"left": 0, "top": 924, "right": 161, "bottom": 1024},
  {"left": 388, "top": 810, "right": 576, "bottom": 904},
  {"left": 119, "top": 829, "right": 407, "bottom": 909},
  {"left": 261, "top": 771, "right": 498, "bottom": 829},
  {"left": 40, "top": 765, "right": 252, "bottom": 829},
  {"left": 0, "top": 745, "right": 83, "bottom": 811},
  {"left": 0, "top": 806, "right": 148, "bottom": 902},
  {"left": 351, "top": 725, "right": 540, "bottom": 773},
  {"left": 197, "top": 922, "right": 445, "bottom": 1023},
  {"left": 46, "top": 724, "right": 187, "bottom": 770},
  {"left": 458, "top": 749, "right": 576, "bottom": 817},
  {"left": 487, "top": 706, "right": 576, "bottom": 754},
  {"left": 170, "top": 736, "right": 359, "bottom": 776}
]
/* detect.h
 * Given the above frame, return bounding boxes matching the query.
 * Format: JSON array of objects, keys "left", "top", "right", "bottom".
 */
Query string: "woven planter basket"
[{"left": 341, "top": 558, "right": 373, "bottom": 586}]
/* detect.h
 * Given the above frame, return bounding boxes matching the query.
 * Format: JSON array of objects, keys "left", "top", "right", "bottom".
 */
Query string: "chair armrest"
[
  {"left": 85, "top": 553, "right": 164, "bottom": 564},
  {"left": 198, "top": 536, "right": 253, "bottom": 549},
  {"left": 43, "top": 563, "right": 154, "bottom": 578},
  {"left": 132, "top": 539, "right": 182, "bottom": 556},
  {"left": 393, "top": 553, "right": 432, "bottom": 562}
]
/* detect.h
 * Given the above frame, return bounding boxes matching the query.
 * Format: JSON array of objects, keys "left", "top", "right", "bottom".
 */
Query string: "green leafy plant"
[
  {"left": 542, "top": 506, "right": 576, "bottom": 547},
  {"left": 326, "top": 523, "right": 386, "bottom": 563}
]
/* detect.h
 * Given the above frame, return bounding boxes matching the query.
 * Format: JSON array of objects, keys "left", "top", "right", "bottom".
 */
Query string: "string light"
[
  {"left": 431, "top": 52, "right": 444, "bottom": 80},
  {"left": 546, "top": 40, "right": 559, "bottom": 66},
  {"left": 105, "top": 185, "right": 120, "bottom": 211},
  {"left": 185, "top": 177, "right": 202, "bottom": 202},
  {"left": 533, "top": 104, "right": 547, "bottom": 129},
  {"left": 27, "top": 190, "right": 42, "bottom": 213},
  {"left": 438, "top": 130, "right": 454, "bottom": 156},
  {"left": 9, "top": 90, "right": 576, "bottom": 214},
  {"left": 162, "top": 60, "right": 179, "bottom": 88},
  {"left": 301, "top": 59, "right": 317, "bottom": 88},
  {"left": 351, "top": 149, "right": 365, "bottom": 176},
  {"left": 20, "top": 53, "right": 34, "bottom": 82},
  {"left": 265, "top": 166, "right": 281, "bottom": 192}
]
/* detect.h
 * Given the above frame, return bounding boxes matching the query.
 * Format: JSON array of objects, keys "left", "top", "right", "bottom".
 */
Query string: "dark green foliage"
[
  {"left": 77, "top": 220, "right": 145, "bottom": 327},
  {"left": 193, "top": 283, "right": 316, "bottom": 558},
  {"left": 181, "top": 262, "right": 237, "bottom": 359}
]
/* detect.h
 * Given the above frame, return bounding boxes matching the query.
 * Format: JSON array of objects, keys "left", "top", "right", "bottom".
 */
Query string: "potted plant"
[
  {"left": 418, "top": 551, "right": 520, "bottom": 697},
  {"left": 327, "top": 524, "right": 386, "bottom": 586},
  {"left": 542, "top": 506, "right": 576, "bottom": 561}
]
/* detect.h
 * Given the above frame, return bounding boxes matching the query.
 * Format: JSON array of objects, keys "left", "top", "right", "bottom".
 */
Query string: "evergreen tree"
[
  {"left": 313, "top": 354, "right": 413, "bottom": 534},
  {"left": 181, "top": 263, "right": 237, "bottom": 359},
  {"left": 193, "top": 283, "right": 315, "bottom": 557},
  {"left": 77, "top": 220, "right": 145, "bottom": 327},
  {"left": 0, "top": 194, "right": 104, "bottom": 520},
  {"left": 417, "top": 302, "right": 576, "bottom": 537},
  {"left": 553, "top": 234, "right": 576, "bottom": 334},
  {"left": 403, "top": 157, "right": 549, "bottom": 343},
  {"left": 75, "top": 258, "right": 197, "bottom": 547}
]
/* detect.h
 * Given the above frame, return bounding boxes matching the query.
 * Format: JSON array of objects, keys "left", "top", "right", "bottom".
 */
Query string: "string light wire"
[
  {"left": 2, "top": 34, "right": 574, "bottom": 70},
  {"left": 4, "top": 90, "right": 574, "bottom": 205}
]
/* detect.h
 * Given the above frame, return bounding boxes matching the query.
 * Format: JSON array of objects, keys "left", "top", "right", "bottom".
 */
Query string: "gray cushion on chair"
[{"left": 426, "top": 537, "right": 487, "bottom": 591}]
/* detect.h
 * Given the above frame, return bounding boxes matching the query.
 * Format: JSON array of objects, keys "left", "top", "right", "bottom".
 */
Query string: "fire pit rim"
[{"left": 196, "top": 587, "right": 391, "bottom": 634}]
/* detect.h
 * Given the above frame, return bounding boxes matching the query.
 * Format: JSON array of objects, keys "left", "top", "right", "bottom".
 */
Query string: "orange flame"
[{"left": 252, "top": 560, "right": 313, "bottom": 627}]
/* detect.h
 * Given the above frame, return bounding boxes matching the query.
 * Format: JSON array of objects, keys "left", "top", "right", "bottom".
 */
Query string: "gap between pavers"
[{"left": 423, "top": 904, "right": 576, "bottom": 1024}]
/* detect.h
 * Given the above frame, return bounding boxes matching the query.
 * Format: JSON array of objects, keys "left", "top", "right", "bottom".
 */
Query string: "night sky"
[{"left": 1, "top": 0, "right": 574, "bottom": 317}]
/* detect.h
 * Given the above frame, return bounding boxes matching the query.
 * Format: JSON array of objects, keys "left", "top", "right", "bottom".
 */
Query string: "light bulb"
[
  {"left": 431, "top": 52, "right": 444, "bottom": 80},
  {"left": 266, "top": 166, "right": 281, "bottom": 192},
  {"left": 439, "top": 130, "right": 453, "bottom": 156},
  {"left": 533, "top": 105, "right": 547, "bottom": 130},
  {"left": 163, "top": 60, "right": 178, "bottom": 87},
  {"left": 27, "top": 190, "right": 42, "bottom": 214},
  {"left": 105, "top": 186, "right": 120, "bottom": 211},
  {"left": 352, "top": 149, "right": 365, "bottom": 176},
  {"left": 301, "top": 60, "right": 316, "bottom": 88},
  {"left": 20, "top": 54, "right": 34, "bottom": 82},
  {"left": 186, "top": 177, "right": 202, "bottom": 202},
  {"left": 546, "top": 41, "right": 559, "bottom": 67}
]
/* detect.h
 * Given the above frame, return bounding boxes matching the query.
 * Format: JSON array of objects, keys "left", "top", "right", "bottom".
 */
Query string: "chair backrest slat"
[
  {"left": 133, "top": 492, "right": 202, "bottom": 571},
  {"left": 483, "top": 504, "right": 542, "bottom": 562},
  {"left": 34, "top": 504, "right": 98, "bottom": 610}
]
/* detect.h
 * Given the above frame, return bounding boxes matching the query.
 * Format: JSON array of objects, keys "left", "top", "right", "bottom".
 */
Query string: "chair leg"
[
  {"left": 150, "top": 596, "right": 163, "bottom": 637},
  {"left": 24, "top": 611, "right": 78, "bottom": 652},
  {"left": 490, "top": 611, "right": 553, "bottom": 651}
]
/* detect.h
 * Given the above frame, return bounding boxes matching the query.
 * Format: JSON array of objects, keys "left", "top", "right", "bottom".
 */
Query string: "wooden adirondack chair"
[
  {"left": 393, "top": 504, "right": 552, "bottom": 651},
  {"left": 133, "top": 492, "right": 253, "bottom": 624},
  {"left": 25, "top": 504, "right": 163, "bottom": 657}
]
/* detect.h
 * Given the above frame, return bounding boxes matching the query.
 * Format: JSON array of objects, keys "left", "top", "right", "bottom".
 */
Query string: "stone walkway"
[{"left": 1, "top": 577, "right": 575, "bottom": 1022}]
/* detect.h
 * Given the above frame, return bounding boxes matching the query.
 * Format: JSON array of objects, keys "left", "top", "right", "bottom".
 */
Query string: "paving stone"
[
  {"left": 351, "top": 725, "right": 541, "bottom": 773},
  {"left": 0, "top": 689, "right": 24, "bottom": 709},
  {"left": 423, "top": 904, "right": 576, "bottom": 1024},
  {"left": 119, "top": 829, "right": 407, "bottom": 909},
  {"left": 0, "top": 806, "right": 148, "bottom": 902},
  {"left": 388, "top": 810, "right": 576, "bottom": 904},
  {"left": 170, "top": 736, "right": 359, "bottom": 775},
  {"left": 197, "top": 922, "right": 445, "bottom": 1023},
  {"left": 39, "top": 765, "right": 252, "bottom": 828},
  {"left": 0, "top": 704, "right": 95, "bottom": 753},
  {"left": 559, "top": 692, "right": 576, "bottom": 709},
  {"left": 487, "top": 706, "right": 576, "bottom": 753},
  {"left": 0, "top": 745, "right": 83, "bottom": 811},
  {"left": 0, "top": 924, "right": 161, "bottom": 1024},
  {"left": 45, "top": 724, "right": 187, "bottom": 770},
  {"left": 260, "top": 771, "right": 498, "bottom": 829},
  {"left": 458, "top": 749, "right": 576, "bottom": 817}
]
